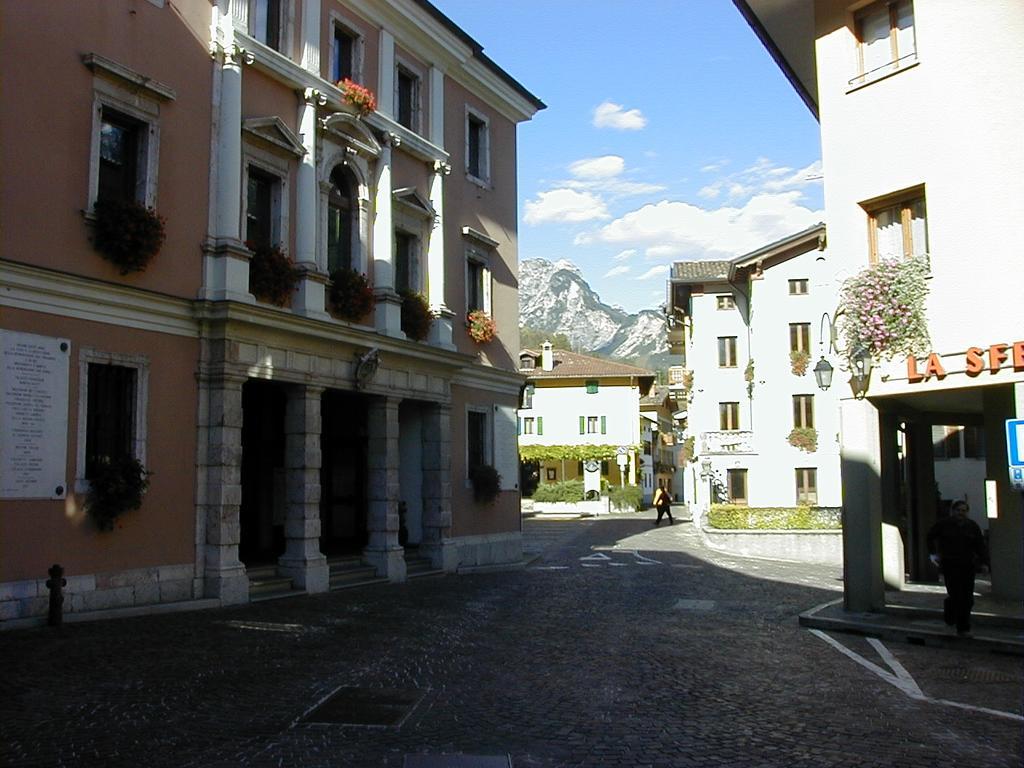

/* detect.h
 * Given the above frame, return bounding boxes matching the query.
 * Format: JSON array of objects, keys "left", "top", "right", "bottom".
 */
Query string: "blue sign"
[{"left": 1007, "top": 419, "right": 1024, "bottom": 467}]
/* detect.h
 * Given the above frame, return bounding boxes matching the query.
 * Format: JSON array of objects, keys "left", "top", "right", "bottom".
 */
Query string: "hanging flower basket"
[
  {"left": 86, "top": 455, "right": 150, "bottom": 531},
  {"left": 790, "top": 350, "right": 810, "bottom": 377},
  {"left": 248, "top": 243, "right": 299, "bottom": 306},
  {"left": 466, "top": 309, "right": 497, "bottom": 343},
  {"left": 839, "top": 255, "right": 930, "bottom": 361},
  {"left": 400, "top": 290, "right": 433, "bottom": 341},
  {"left": 469, "top": 464, "right": 502, "bottom": 504},
  {"left": 328, "top": 268, "right": 375, "bottom": 321},
  {"left": 787, "top": 427, "right": 818, "bottom": 453},
  {"left": 91, "top": 199, "right": 166, "bottom": 274},
  {"left": 338, "top": 78, "right": 377, "bottom": 116}
]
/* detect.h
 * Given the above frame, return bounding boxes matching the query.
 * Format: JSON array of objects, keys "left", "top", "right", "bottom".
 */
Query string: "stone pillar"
[
  {"left": 372, "top": 136, "right": 403, "bottom": 337},
  {"left": 278, "top": 384, "right": 329, "bottom": 592},
  {"left": 378, "top": 30, "right": 395, "bottom": 121},
  {"left": 421, "top": 403, "right": 457, "bottom": 571},
  {"left": 200, "top": 371, "right": 249, "bottom": 604},
  {"left": 427, "top": 161, "right": 455, "bottom": 349},
  {"left": 365, "top": 396, "right": 406, "bottom": 581},
  {"left": 292, "top": 89, "right": 328, "bottom": 318},
  {"left": 203, "top": 23, "right": 253, "bottom": 303},
  {"left": 839, "top": 397, "right": 886, "bottom": 612}
]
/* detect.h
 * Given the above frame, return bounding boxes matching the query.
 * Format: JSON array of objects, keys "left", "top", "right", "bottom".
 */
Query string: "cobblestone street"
[{"left": 2, "top": 514, "right": 1021, "bottom": 767}]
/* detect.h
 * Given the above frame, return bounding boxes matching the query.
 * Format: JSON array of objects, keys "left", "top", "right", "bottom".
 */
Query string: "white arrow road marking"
[
  {"left": 808, "top": 629, "right": 1023, "bottom": 722},
  {"left": 631, "top": 550, "right": 662, "bottom": 565},
  {"left": 579, "top": 552, "right": 613, "bottom": 562}
]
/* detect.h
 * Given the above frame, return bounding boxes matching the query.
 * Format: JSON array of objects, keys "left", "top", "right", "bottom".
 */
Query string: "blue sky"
[{"left": 437, "top": 0, "right": 824, "bottom": 314}]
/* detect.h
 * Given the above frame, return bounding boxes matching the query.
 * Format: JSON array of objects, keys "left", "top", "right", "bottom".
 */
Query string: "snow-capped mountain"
[{"left": 518, "top": 258, "right": 669, "bottom": 366}]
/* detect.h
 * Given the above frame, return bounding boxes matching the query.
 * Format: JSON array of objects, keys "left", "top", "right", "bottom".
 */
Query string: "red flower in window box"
[
  {"left": 466, "top": 309, "right": 497, "bottom": 344},
  {"left": 400, "top": 290, "right": 433, "bottom": 341},
  {"left": 328, "top": 267, "right": 375, "bottom": 322},
  {"left": 247, "top": 242, "right": 300, "bottom": 307},
  {"left": 91, "top": 199, "right": 166, "bottom": 275},
  {"left": 338, "top": 78, "right": 377, "bottom": 116}
]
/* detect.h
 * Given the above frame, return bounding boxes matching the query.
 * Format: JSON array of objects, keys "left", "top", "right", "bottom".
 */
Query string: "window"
[
  {"left": 326, "top": 166, "right": 355, "bottom": 273},
  {"left": 718, "top": 337, "right": 737, "bottom": 368},
  {"left": 520, "top": 356, "right": 535, "bottom": 372},
  {"left": 466, "top": 109, "right": 490, "bottom": 183},
  {"left": 795, "top": 468, "right": 818, "bottom": 506},
  {"left": 580, "top": 416, "right": 606, "bottom": 435},
  {"left": 546, "top": 468, "right": 557, "bottom": 481},
  {"left": 793, "top": 394, "right": 815, "bottom": 429},
  {"left": 251, "top": 0, "right": 282, "bottom": 51},
  {"left": 854, "top": 0, "right": 916, "bottom": 85},
  {"left": 932, "top": 425, "right": 963, "bottom": 460},
  {"left": 727, "top": 469, "right": 748, "bottom": 505},
  {"left": 585, "top": 380, "right": 599, "bottom": 394},
  {"left": 865, "top": 191, "right": 928, "bottom": 263},
  {"left": 789, "top": 279, "right": 808, "bottom": 295},
  {"left": 396, "top": 66, "right": 420, "bottom": 131},
  {"left": 332, "top": 24, "right": 358, "bottom": 83},
  {"left": 466, "top": 252, "right": 491, "bottom": 314},
  {"left": 719, "top": 402, "right": 740, "bottom": 431},
  {"left": 246, "top": 166, "right": 279, "bottom": 249},
  {"left": 587, "top": 416, "right": 599, "bottom": 434},
  {"left": 963, "top": 426, "right": 985, "bottom": 459},
  {"left": 98, "top": 109, "right": 143, "bottom": 204},
  {"left": 467, "top": 408, "right": 490, "bottom": 475},
  {"left": 789, "top": 323, "right": 811, "bottom": 354},
  {"left": 523, "top": 417, "right": 535, "bottom": 435},
  {"left": 716, "top": 295, "right": 735, "bottom": 310},
  {"left": 394, "top": 231, "right": 418, "bottom": 293}
]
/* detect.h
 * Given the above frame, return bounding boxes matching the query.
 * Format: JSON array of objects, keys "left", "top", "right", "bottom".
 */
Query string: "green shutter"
[
  {"left": 537, "top": 416, "right": 543, "bottom": 435},
  {"left": 579, "top": 416, "right": 585, "bottom": 434},
  {"left": 600, "top": 415, "right": 607, "bottom": 434},
  {"left": 586, "top": 380, "right": 599, "bottom": 394}
]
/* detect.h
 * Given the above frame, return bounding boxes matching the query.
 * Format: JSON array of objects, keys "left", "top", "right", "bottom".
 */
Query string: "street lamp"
[
  {"left": 813, "top": 356, "right": 834, "bottom": 391},
  {"left": 816, "top": 310, "right": 873, "bottom": 398},
  {"left": 849, "top": 345, "right": 873, "bottom": 399}
]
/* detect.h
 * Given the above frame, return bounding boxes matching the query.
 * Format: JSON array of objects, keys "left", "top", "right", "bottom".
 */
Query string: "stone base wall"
[
  {"left": 453, "top": 532, "right": 522, "bottom": 570},
  {"left": 701, "top": 526, "right": 843, "bottom": 566},
  {"left": 0, "top": 563, "right": 197, "bottom": 626}
]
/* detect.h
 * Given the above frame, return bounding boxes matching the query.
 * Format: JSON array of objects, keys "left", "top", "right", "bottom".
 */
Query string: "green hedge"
[
  {"left": 608, "top": 485, "right": 642, "bottom": 511},
  {"left": 708, "top": 504, "right": 841, "bottom": 530},
  {"left": 531, "top": 480, "right": 585, "bottom": 503}
]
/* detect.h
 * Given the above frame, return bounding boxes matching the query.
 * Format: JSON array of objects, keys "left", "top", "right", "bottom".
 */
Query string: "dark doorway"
[
  {"left": 321, "top": 391, "right": 368, "bottom": 555},
  {"left": 240, "top": 379, "right": 287, "bottom": 564}
]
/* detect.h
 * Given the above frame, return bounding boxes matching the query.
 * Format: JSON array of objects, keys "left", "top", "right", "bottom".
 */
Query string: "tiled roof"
[
  {"left": 520, "top": 349, "right": 654, "bottom": 380},
  {"left": 640, "top": 384, "right": 671, "bottom": 406},
  {"left": 670, "top": 260, "right": 732, "bottom": 282}
]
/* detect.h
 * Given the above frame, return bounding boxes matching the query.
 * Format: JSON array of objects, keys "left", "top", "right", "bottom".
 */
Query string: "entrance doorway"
[
  {"left": 320, "top": 391, "right": 368, "bottom": 556},
  {"left": 240, "top": 379, "right": 287, "bottom": 565}
]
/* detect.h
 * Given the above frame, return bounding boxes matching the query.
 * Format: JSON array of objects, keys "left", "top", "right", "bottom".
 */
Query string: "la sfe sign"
[{"left": 907, "top": 341, "right": 1024, "bottom": 382}]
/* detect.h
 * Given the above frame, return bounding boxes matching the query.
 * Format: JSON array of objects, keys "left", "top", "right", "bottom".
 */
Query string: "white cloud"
[
  {"left": 700, "top": 161, "right": 728, "bottom": 173},
  {"left": 564, "top": 179, "right": 667, "bottom": 198},
  {"left": 593, "top": 101, "right": 647, "bottom": 131},
  {"left": 603, "top": 265, "right": 631, "bottom": 278},
  {"left": 697, "top": 157, "right": 822, "bottom": 202},
  {"left": 524, "top": 189, "right": 611, "bottom": 225},
  {"left": 762, "top": 160, "right": 824, "bottom": 192},
  {"left": 585, "top": 192, "right": 823, "bottom": 261},
  {"left": 612, "top": 249, "right": 636, "bottom": 262},
  {"left": 634, "top": 265, "right": 670, "bottom": 281},
  {"left": 569, "top": 155, "right": 625, "bottom": 179}
]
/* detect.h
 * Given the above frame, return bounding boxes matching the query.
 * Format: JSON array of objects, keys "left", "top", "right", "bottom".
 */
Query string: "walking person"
[
  {"left": 926, "top": 500, "right": 988, "bottom": 637},
  {"left": 653, "top": 480, "right": 674, "bottom": 526}
]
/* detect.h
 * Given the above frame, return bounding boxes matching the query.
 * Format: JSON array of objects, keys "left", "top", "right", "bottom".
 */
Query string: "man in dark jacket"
[{"left": 926, "top": 500, "right": 988, "bottom": 636}]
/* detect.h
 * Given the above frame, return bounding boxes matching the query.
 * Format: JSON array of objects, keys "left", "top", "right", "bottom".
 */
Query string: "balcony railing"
[{"left": 701, "top": 430, "right": 754, "bottom": 454}]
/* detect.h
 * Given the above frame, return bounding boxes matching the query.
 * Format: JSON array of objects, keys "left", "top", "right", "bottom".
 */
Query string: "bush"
[
  {"left": 86, "top": 456, "right": 150, "bottom": 531},
  {"left": 708, "top": 504, "right": 841, "bottom": 530},
  {"left": 469, "top": 464, "right": 501, "bottom": 504},
  {"left": 249, "top": 244, "right": 299, "bottom": 306},
  {"left": 91, "top": 199, "right": 166, "bottom": 274},
  {"left": 532, "top": 480, "right": 584, "bottom": 503},
  {"left": 400, "top": 290, "right": 433, "bottom": 341},
  {"left": 608, "top": 484, "right": 642, "bottom": 511},
  {"left": 787, "top": 427, "right": 818, "bottom": 453},
  {"left": 328, "top": 267, "right": 375, "bottom": 321}
]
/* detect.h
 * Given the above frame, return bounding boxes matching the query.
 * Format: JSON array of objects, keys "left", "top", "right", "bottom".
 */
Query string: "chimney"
[{"left": 541, "top": 341, "right": 553, "bottom": 371}]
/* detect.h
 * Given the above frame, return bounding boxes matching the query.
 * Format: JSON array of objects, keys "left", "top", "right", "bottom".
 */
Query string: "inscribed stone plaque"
[{"left": 1, "top": 331, "right": 70, "bottom": 499}]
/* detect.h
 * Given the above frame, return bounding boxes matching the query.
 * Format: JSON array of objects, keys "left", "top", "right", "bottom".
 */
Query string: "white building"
[
  {"left": 736, "top": 0, "right": 1024, "bottom": 607},
  {"left": 667, "top": 224, "right": 842, "bottom": 516},
  {"left": 640, "top": 386, "right": 678, "bottom": 504},
  {"left": 518, "top": 343, "right": 654, "bottom": 496}
]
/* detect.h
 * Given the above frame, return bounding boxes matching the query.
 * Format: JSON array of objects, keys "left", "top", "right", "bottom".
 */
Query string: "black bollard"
[{"left": 46, "top": 563, "right": 66, "bottom": 628}]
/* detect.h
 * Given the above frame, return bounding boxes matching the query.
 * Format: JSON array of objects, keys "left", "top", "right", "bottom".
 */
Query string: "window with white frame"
[
  {"left": 466, "top": 249, "right": 491, "bottom": 314},
  {"left": 331, "top": 20, "right": 362, "bottom": 84},
  {"left": 863, "top": 189, "right": 928, "bottom": 263},
  {"left": 793, "top": 394, "right": 815, "bottom": 429},
  {"left": 718, "top": 336, "right": 738, "bottom": 368},
  {"left": 719, "top": 402, "right": 740, "bottom": 431},
  {"left": 394, "top": 230, "right": 419, "bottom": 294},
  {"left": 727, "top": 468, "right": 748, "bottom": 505},
  {"left": 250, "top": 0, "right": 283, "bottom": 51},
  {"left": 326, "top": 165, "right": 357, "bottom": 273},
  {"left": 466, "top": 107, "right": 490, "bottom": 183},
  {"left": 716, "top": 295, "right": 735, "bottom": 310},
  {"left": 395, "top": 65, "right": 421, "bottom": 132},
  {"left": 523, "top": 416, "right": 535, "bottom": 435},
  {"left": 76, "top": 349, "right": 149, "bottom": 491},
  {"left": 853, "top": 0, "right": 917, "bottom": 85},
  {"left": 466, "top": 407, "right": 491, "bottom": 476},
  {"left": 795, "top": 468, "right": 817, "bottom": 506},
  {"left": 789, "top": 323, "right": 811, "bottom": 354},
  {"left": 245, "top": 166, "right": 281, "bottom": 250},
  {"left": 788, "top": 279, "right": 809, "bottom": 295}
]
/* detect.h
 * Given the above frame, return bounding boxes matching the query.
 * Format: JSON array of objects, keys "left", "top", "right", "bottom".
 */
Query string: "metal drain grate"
[
  {"left": 934, "top": 667, "right": 1020, "bottom": 684},
  {"left": 301, "top": 687, "right": 422, "bottom": 726}
]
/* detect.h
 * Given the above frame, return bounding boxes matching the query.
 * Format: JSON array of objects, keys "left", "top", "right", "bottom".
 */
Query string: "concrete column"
[
  {"left": 839, "top": 397, "right": 886, "bottom": 612},
  {"left": 292, "top": 90, "right": 328, "bottom": 318},
  {"left": 421, "top": 403, "right": 457, "bottom": 571},
  {"left": 200, "top": 372, "right": 249, "bottom": 604},
  {"left": 365, "top": 396, "right": 406, "bottom": 581},
  {"left": 427, "top": 161, "right": 455, "bottom": 349},
  {"left": 372, "top": 137, "right": 403, "bottom": 336},
  {"left": 278, "top": 384, "right": 329, "bottom": 592}
]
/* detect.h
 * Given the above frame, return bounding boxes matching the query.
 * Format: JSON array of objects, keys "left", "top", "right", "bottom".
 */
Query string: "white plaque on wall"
[{"left": 1, "top": 331, "right": 70, "bottom": 499}]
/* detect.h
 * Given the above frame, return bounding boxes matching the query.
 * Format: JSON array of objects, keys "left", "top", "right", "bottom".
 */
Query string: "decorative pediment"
[
  {"left": 242, "top": 117, "right": 306, "bottom": 158},
  {"left": 393, "top": 187, "right": 435, "bottom": 220},
  {"left": 321, "top": 112, "right": 381, "bottom": 158}
]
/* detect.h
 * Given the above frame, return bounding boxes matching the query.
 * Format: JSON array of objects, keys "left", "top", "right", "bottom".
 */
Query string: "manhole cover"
[
  {"left": 673, "top": 599, "right": 716, "bottom": 612},
  {"left": 404, "top": 756, "right": 511, "bottom": 768},
  {"left": 934, "top": 667, "right": 1019, "bottom": 684},
  {"left": 301, "top": 687, "right": 422, "bottom": 726}
]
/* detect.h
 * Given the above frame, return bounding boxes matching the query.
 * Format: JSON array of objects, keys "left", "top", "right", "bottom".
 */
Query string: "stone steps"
[
  {"left": 247, "top": 565, "right": 306, "bottom": 603},
  {"left": 328, "top": 556, "right": 389, "bottom": 591},
  {"left": 405, "top": 555, "right": 444, "bottom": 580}
]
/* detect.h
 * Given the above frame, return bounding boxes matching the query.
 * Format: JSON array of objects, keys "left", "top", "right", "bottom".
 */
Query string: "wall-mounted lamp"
[
  {"left": 815, "top": 311, "right": 873, "bottom": 398},
  {"left": 813, "top": 356, "right": 834, "bottom": 391},
  {"left": 849, "top": 345, "right": 873, "bottom": 399}
]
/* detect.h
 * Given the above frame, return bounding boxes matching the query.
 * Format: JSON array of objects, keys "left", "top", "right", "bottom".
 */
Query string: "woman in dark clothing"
[
  {"left": 653, "top": 480, "right": 674, "bottom": 526},
  {"left": 926, "top": 500, "right": 988, "bottom": 636}
]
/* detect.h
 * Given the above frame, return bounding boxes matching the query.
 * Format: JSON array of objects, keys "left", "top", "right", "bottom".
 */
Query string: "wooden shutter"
[
  {"left": 579, "top": 416, "right": 585, "bottom": 434},
  {"left": 537, "top": 416, "right": 543, "bottom": 435},
  {"left": 600, "top": 416, "right": 607, "bottom": 434}
]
